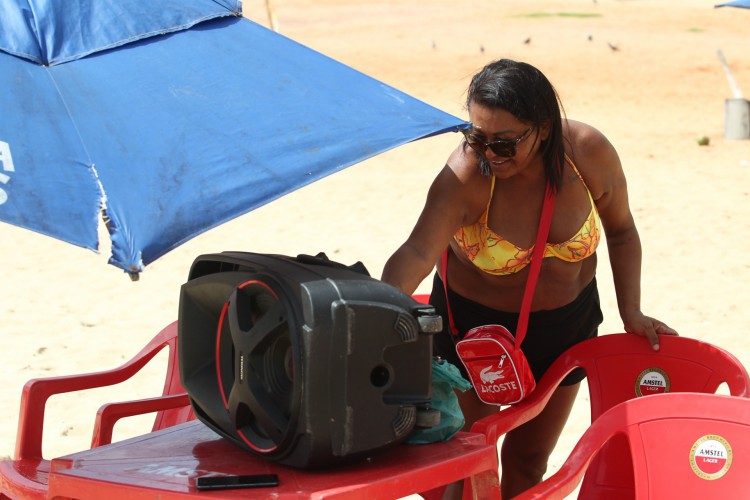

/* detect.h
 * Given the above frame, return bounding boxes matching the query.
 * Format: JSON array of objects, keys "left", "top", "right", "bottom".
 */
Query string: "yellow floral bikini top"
[{"left": 453, "top": 157, "right": 601, "bottom": 276}]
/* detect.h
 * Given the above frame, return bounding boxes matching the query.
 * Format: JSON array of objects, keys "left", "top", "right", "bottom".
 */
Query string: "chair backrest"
[
  {"left": 470, "top": 334, "right": 750, "bottom": 499},
  {"left": 517, "top": 393, "right": 750, "bottom": 499},
  {"left": 555, "top": 334, "right": 750, "bottom": 499},
  {"left": 552, "top": 334, "right": 750, "bottom": 418}
]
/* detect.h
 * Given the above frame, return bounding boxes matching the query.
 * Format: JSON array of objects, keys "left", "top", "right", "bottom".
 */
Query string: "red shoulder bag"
[{"left": 443, "top": 183, "right": 556, "bottom": 405}]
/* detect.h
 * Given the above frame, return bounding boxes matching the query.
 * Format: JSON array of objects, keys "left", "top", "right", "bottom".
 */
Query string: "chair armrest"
[
  {"left": 14, "top": 324, "right": 176, "bottom": 461},
  {"left": 514, "top": 398, "right": 634, "bottom": 500},
  {"left": 91, "top": 393, "right": 192, "bottom": 448},
  {"left": 513, "top": 423, "right": 607, "bottom": 499},
  {"left": 470, "top": 361, "right": 580, "bottom": 443}
]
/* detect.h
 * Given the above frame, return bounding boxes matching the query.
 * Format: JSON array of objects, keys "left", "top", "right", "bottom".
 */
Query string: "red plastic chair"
[
  {"left": 471, "top": 333, "right": 750, "bottom": 499},
  {"left": 515, "top": 392, "right": 750, "bottom": 499},
  {"left": 0, "top": 321, "right": 194, "bottom": 500}
]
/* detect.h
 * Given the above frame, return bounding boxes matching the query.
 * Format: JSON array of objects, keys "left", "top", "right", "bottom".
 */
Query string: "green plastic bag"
[{"left": 406, "top": 358, "right": 472, "bottom": 444}]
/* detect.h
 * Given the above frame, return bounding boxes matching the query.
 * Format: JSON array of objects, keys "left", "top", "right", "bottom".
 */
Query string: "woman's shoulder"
[
  {"left": 564, "top": 120, "right": 612, "bottom": 154},
  {"left": 437, "top": 143, "right": 491, "bottom": 198},
  {"left": 446, "top": 142, "right": 485, "bottom": 181},
  {"left": 563, "top": 120, "right": 623, "bottom": 199},
  {"left": 428, "top": 142, "right": 491, "bottom": 224},
  {"left": 565, "top": 120, "right": 619, "bottom": 168}
]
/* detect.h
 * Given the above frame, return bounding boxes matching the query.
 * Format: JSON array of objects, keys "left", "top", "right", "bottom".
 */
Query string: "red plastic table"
[{"left": 47, "top": 421, "right": 500, "bottom": 499}]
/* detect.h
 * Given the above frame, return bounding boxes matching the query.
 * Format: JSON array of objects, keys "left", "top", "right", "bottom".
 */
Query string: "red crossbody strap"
[
  {"left": 441, "top": 182, "right": 556, "bottom": 347},
  {"left": 439, "top": 250, "right": 458, "bottom": 335},
  {"left": 515, "top": 183, "right": 556, "bottom": 345}
]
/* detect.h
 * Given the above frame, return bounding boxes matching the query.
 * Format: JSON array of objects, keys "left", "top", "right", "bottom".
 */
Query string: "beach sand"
[{"left": 1, "top": 0, "right": 749, "bottom": 495}]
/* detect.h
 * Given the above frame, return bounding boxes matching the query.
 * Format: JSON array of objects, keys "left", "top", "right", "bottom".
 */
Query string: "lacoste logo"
[
  {"left": 0, "top": 141, "right": 15, "bottom": 205},
  {"left": 480, "top": 365, "right": 506, "bottom": 384}
]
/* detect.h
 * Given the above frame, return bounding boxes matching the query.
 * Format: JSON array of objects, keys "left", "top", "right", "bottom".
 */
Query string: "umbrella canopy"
[
  {"left": 715, "top": 1, "right": 750, "bottom": 7},
  {"left": 0, "top": 0, "right": 466, "bottom": 276}
]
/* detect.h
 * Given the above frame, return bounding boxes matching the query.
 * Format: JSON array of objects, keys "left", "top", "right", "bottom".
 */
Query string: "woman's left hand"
[{"left": 622, "top": 312, "right": 678, "bottom": 351}]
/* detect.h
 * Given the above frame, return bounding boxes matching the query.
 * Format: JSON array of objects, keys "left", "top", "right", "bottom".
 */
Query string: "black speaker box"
[{"left": 178, "top": 251, "right": 441, "bottom": 469}]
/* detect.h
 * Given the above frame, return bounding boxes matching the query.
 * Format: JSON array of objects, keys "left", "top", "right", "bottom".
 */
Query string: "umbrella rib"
[
  {"left": 43, "top": 68, "right": 96, "bottom": 170},
  {"left": 43, "top": 66, "right": 107, "bottom": 250}
]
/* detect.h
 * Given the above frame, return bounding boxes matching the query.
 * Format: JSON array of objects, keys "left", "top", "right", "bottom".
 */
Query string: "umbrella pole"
[
  {"left": 265, "top": 0, "right": 279, "bottom": 32},
  {"left": 717, "top": 49, "right": 744, "bottom": 99}
]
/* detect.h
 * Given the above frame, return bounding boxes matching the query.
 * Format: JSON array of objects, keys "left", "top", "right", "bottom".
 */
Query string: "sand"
[{"left": 1, "top": 0, "right": 748, "bottom": 494}]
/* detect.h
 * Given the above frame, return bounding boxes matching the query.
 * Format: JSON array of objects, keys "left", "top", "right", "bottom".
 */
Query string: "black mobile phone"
[{"left": 195, "top": 473, "right": 280, "bottom": 490}]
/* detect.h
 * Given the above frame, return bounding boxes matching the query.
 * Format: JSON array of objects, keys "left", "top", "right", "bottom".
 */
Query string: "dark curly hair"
[{"left": 465, "top": 59, "right": 565, "bottom": 191}]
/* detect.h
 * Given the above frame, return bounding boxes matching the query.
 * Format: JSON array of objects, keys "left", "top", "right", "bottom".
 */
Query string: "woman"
[{"left": 381, "top": 59, "right": 676, "bottom": 497}]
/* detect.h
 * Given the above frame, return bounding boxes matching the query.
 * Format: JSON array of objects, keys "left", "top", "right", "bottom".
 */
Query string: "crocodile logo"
[{"left": 480, "top": 364, "right": 506, "bottom": 384}]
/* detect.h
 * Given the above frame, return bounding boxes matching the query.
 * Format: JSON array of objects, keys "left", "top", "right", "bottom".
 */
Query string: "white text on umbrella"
[{"left": 0, "top": 140, "right": 15, "bottom": 205}]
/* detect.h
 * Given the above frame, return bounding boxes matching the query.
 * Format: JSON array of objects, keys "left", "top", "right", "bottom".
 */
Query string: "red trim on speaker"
[
  {"left": 232, "top": 280, "right": 281, "bottom": 454},
  {"left": 238, "top": 429, "right": 277, "bottom": 453},
  {"left": 237, "top": 279, "right": 279, "bottom": 298},
  {"left": 216, "top": 301, "right": 230, "bottom": 409},
  {"left": 216, "top": 280, "right": 278, "bottom": 409},
  {"left": 217, "top": 279, "right": 283, "bottom": 447}
]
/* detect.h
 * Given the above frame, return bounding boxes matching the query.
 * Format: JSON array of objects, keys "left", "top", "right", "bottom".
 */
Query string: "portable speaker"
[{"left": 178, "top": 251, "right": 441, "bottom": 469}]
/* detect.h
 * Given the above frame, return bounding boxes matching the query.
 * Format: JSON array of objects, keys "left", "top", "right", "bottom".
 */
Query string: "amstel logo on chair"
[
  {"left": 634, "top": 367, "right": 670, "bottom": 397},
  {"left": 690, "top": 435, "right": 733, "bottom": 480}
]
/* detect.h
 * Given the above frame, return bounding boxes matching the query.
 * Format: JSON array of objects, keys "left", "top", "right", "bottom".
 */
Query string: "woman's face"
[{"left": 466, "top": 102, "right": 548, "bottom": 179}]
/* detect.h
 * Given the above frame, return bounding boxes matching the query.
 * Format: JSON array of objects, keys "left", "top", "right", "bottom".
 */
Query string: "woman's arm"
[
  {"left": 381, "top": 145, "right": 486, "bottom": 295},
  {"left": 571, "top": 122, "right": 677, "bottom": 349}
]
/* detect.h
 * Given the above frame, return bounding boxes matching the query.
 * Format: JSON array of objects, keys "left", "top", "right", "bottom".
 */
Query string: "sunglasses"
[{"left": 461, "top": 127, "right": 533, "bottom": 158}]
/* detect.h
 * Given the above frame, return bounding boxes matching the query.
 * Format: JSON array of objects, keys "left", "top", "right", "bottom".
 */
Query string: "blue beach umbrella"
[
  {"left": 0, "top": 0, "right": 466, "bottom": 277},
  {"left": 715, "top": 1, "right": 750, "bottom": 8}
]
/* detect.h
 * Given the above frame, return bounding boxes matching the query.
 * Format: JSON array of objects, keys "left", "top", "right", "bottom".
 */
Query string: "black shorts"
[{"left": 430, "top": 274, "right": 603, "bottom": 386}]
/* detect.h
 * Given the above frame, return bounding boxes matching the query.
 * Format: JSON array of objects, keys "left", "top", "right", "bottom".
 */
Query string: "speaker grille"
[
  {"left": 392, "top": 406, "right": 417, "bottom": 438},
  {"left": 394, "top": 313, "right": 418, "bottom": 343}
]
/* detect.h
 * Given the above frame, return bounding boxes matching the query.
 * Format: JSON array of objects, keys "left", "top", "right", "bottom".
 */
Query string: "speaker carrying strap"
[{"left": 440, "top": 182, "right": 556, "bottom": 349}]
